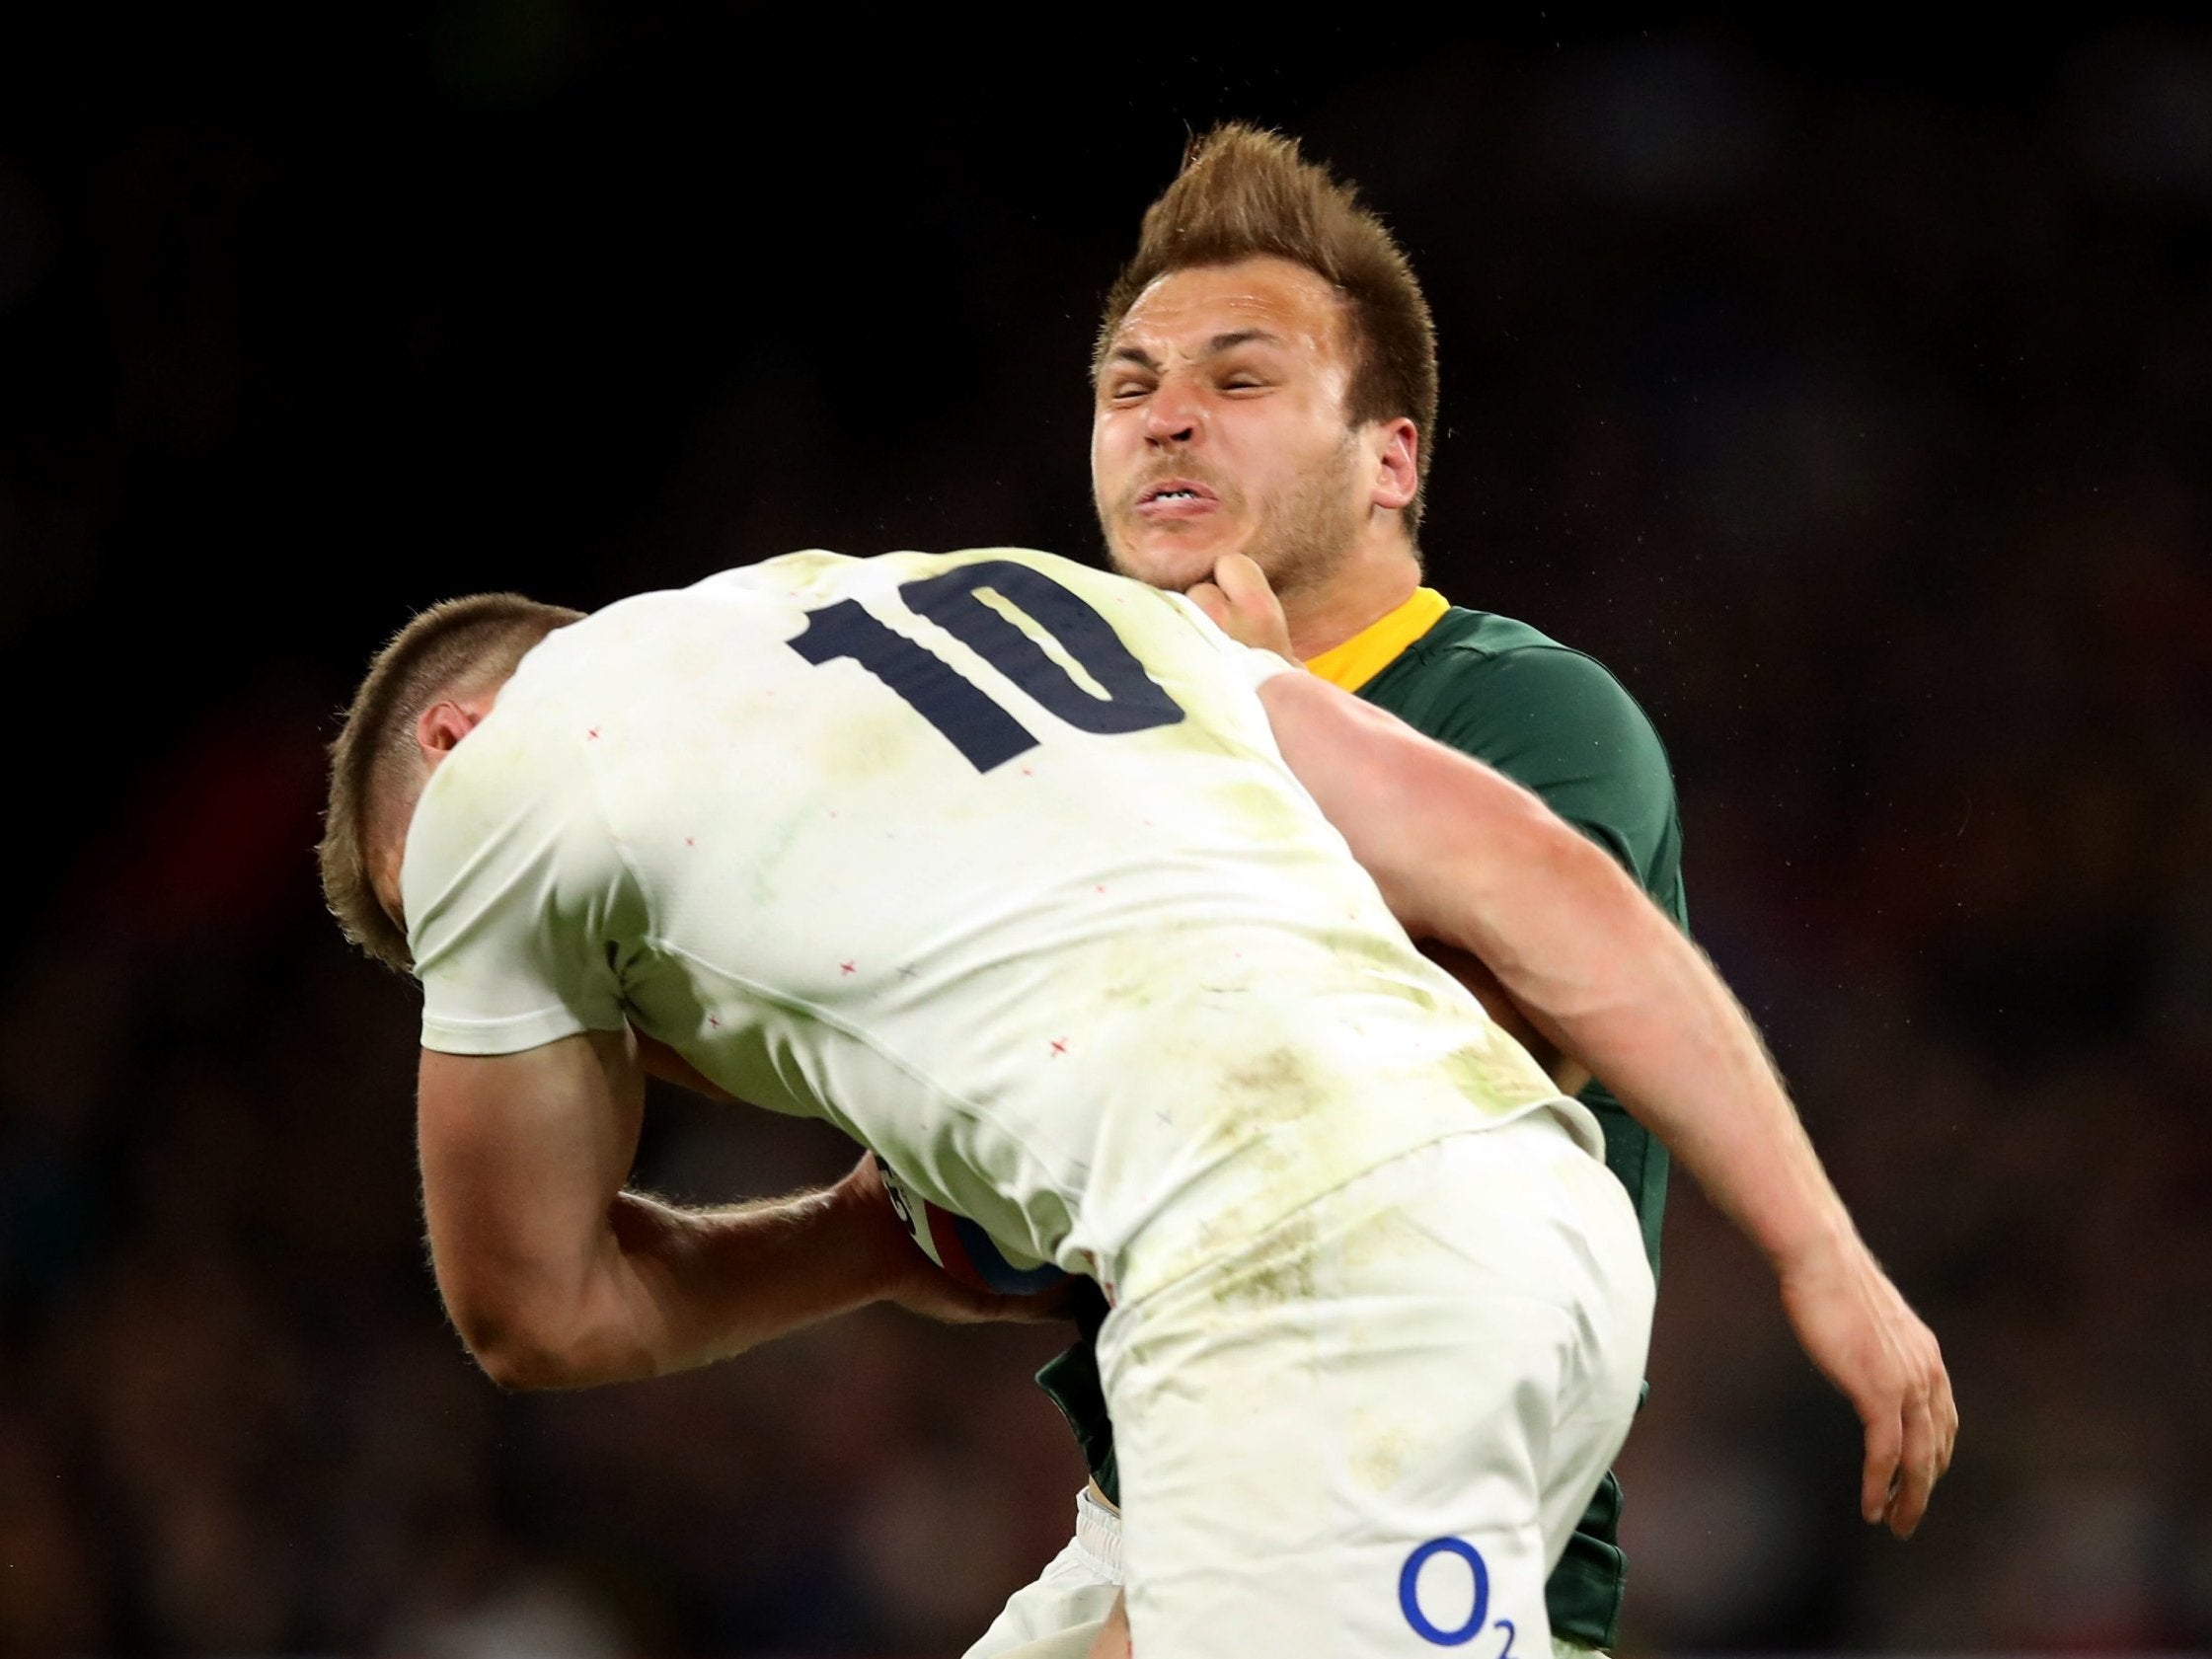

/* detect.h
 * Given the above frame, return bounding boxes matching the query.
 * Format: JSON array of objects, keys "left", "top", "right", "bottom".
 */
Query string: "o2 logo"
[{"left": 1399, "top": 1538, "right": 1517, "bottom": 1654}]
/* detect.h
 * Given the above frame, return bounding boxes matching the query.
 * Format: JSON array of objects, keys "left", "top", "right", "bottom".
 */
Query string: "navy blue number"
[
  {"left": 1399, "top": 1538, "right": 1490, "bottom": 1647},
  {"left": 899, "top": 563, "right": 1184, "bottom": 737},
  {"left": 1494, "top": 1619, "right": 1517, "bottom": 1659},
  {"left": 790, "top": 561, "right": 1184, "bottom": 772},
  {"left": 790, "top": 597, "right": 1035, "bottom": 771}
]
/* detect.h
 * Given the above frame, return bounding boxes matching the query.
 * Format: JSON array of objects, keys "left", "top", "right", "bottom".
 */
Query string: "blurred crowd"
[{"left": 1, "top": 12, "right": 2206, "bottom": 1654}]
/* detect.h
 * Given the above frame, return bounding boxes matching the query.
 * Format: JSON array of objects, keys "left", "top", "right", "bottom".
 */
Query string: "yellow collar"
[{"left": 1303, "top": 588, "right": 1451, "bottom": 693}]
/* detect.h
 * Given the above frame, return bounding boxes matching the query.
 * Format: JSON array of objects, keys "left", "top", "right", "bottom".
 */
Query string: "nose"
[{"left": 1142, "top": 376, "right": 1201, "bottom": 448}]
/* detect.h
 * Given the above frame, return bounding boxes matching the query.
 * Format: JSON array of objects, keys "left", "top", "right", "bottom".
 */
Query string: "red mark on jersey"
[
  {"left": 685, "top": 837, "right": 696, "bottom": 848},
  {"left": 587, "top": 727, "right": 600, "bottom": 740},
  {"left": 708, "top": 1017, "right": 722, "bottom": 1028},
  {"left": 840, "top": 960, "right": 857, "bottom": 976},
  {"left": 1079, "top": 1248, "right": 1117, "bottom": 1303},
  {"left": 1049, "top": 1038, "right": 1068, "bottom": 1056}
]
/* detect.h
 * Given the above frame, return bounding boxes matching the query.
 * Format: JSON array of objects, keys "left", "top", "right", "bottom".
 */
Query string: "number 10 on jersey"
[{"left": 789, "top": 560, "right": 1185, "bottom": 771}]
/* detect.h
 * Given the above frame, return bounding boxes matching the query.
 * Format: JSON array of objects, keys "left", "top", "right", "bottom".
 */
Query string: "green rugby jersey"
[{"left": 1036, "top": 588, "right": 1686, "bottom": 1650}]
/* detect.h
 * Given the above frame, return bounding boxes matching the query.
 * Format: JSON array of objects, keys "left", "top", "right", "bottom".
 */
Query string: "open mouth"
[{"left": 1136, "top": 479, "right": 1219, "bottom": 512}]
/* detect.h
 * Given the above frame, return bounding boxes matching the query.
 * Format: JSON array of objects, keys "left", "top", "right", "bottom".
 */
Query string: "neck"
[{"left": 1280, "top": 536, "right": 1423, "bottom": 660}]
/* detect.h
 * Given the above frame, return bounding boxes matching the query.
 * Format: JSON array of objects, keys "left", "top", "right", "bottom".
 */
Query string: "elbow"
[
  {"left": 428, "top": 1238, "right": 650, "bottom": 1392},
  {"left": 446, "top": 1298, "right": 592, "bottom": 1393},
  {"left": 472, "top": 1335, "right": 576, "bottom": 1393}
]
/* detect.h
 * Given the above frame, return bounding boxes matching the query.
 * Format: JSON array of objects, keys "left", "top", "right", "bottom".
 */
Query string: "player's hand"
[
  {"left": 1186, "top": 553, "right": 1296, "bottom": 662},
  {"left": 840, "top": 1154, "right": 1076, "bottom": 1325},
  {"left": 1775, "top": 1231, "right": 1956, "bottom": 1539}
]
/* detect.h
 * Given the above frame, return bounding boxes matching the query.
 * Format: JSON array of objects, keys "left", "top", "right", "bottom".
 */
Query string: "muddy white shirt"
[{"left": 403, "top": 548, "right": 1580, "bottom": 1300}]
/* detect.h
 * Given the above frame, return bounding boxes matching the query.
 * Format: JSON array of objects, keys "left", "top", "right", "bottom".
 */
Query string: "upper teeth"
[{"left": 1156, "top": 490, "right": 1196, "bottom": 501}]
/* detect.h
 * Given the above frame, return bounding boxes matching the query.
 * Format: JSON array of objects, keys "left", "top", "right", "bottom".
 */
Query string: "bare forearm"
[
  {"left": 1446, "top": 817, "right": 1854, "bottom": 1269},
  {"left": 474, "top": 1175, "right": 888, "bottom": 1389}
]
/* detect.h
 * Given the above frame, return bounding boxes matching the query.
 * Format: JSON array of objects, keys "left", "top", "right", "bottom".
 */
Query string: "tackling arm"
[
  {"left": 1417, "top": 939, "right": 1588, "bottom": 1094},
  {"left": 1187, "top": 555, "right": 1585, "bottom": 1092},
  {"left": 417, "top": 1030, "right": 1055, "bottom": 1391},
  {"left": 1259, "top": 670, "right": 1957, "bottom": 1538}
]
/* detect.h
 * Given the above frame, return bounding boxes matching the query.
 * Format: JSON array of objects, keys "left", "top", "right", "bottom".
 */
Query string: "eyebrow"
[
  {"left": 1103, "top": 329, "right": 1288, "bottom": 374},
  {"left": 1203, "top": 328, "right": 1283, "bottom": 354}
]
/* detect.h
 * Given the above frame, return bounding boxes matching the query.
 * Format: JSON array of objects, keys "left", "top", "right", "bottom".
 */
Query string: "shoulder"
[
  {"left": 1365, "top": 607, "right": 1683, "bottom": 900},
  {"left": 1374, "top": 610, "right": 1666, "bottom": 770},
  {"left": 415, "top": 694, "right": 593, "bottom": 834},
  {"left": 404, "top": 696, "right": 621, "bottom": 948}
]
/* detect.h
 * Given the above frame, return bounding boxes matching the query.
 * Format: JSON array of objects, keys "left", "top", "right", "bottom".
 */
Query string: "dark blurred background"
[{"left": 1, "top": 7, "right": 2207, "bottom": 1654}]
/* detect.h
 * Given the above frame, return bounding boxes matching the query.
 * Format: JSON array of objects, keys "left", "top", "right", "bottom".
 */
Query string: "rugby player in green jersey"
[{"left": 963, "top": 125, "right": 1932, "bottom": 1659}]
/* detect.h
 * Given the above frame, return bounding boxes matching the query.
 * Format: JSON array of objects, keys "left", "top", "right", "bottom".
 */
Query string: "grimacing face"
[{"left": 1092, "top": 256, "right": 1376, "bottom": 600}]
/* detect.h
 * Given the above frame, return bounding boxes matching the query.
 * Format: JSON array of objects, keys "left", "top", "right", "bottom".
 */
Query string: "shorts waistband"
[{"left": 1073, "top": 1481, "right": 1124, "bottom": 1580}]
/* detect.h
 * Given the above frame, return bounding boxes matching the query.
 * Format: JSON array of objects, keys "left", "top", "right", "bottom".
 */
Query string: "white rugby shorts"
[
  {"left": 967, "top": 1481, "right": 1617, "bottom": 1659},
  {"left": 1087, "top": 1109, "right": 1652, "bottom": 1658},
  {"left": 961, "top": 1484, "right": 1123, "bottom": 1659}
]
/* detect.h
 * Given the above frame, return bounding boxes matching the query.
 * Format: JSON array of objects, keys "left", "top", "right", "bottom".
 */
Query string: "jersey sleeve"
[
  {"left": 1418, "top": 645, "right": 1679, "bottom": 898},
  {"left": 1235, "top": 642, "right": 1298, "bottom": 689},
  {"left": 403, "top": 715, "right": 633, "bottom": 1055},
  {"left": 1156, "top": 588, "right": 1300, "bottom": 691}
]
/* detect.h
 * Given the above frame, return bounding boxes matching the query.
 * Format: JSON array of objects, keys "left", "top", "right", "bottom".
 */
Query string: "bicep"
[
  {"left": 1258, "top": 670, "right": 1570, "bottom": 940},
  {"left": 417, "top": 1029, "right": 646, "bottom": 1352}
]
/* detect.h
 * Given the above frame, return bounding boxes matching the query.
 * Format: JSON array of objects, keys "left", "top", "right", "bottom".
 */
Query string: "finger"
[
  {"left": 1860, "top": 1409, "right": 1902, "bottom": 1527},
  {"left": 1214, "top": 552, "right": 1275, "bottom": 612},
  {"left": 1215, "top": 555, "right": 1289, "bottom": 650},
  {"left": 1885, "top": 1392, "right": 1940, "bottom": 1539},
  {"left": 1933, "top": 1366, "right": 1958, "bottom": 1478}
]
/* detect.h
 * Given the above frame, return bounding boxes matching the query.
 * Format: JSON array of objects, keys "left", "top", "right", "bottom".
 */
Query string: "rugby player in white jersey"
[{"left": 319, "top": 547, "right": 1952, "bottom": 1659}]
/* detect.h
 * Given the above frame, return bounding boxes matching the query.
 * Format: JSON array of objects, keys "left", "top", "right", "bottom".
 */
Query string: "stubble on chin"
[
  {"left": 1103, "top": 521, "right": 1220, "bottom": 593},
  {"left": 1237, "top": 443, "right": 1366, "bottom": 607}
]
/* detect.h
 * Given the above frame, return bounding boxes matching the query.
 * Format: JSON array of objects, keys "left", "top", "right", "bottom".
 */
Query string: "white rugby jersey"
[{"left": 403, "top": 549, "right": 1580, "bottom": 1300}]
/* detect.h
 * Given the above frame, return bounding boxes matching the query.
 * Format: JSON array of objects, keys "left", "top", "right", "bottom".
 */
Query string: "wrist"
[
  {"left": 820, "top": 1162, "right": 906, "bottom": 1305},
  {"left": 1764, "top": 1204, "right": 1864, "bottom": 1283}
]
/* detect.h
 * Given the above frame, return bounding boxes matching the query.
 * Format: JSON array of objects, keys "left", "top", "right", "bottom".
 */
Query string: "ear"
[
  {"left": 1367, "top": 417, "right": 1419, "bottom": 514},
  {"left": 416, "top": 694, "right": 492, "bottom": 761}
]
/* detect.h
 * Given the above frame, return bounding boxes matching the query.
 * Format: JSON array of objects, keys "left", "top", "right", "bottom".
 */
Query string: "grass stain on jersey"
[
  {"left": 1178, "top": 1042, "right": 1358, "bottom": 1308},
  {"left": 1209, "top": 777, "right": 1329, "bottom": 846},
  {"left": 1209, "top": 1207, "right": 1320, "bottom": 1310},
  {"left": 1350, "top": 1412, "right": 1415, "bottom": 1493},
  {"left": 1441, "top": 1026, "right": 1564, "bottom": 1119}
]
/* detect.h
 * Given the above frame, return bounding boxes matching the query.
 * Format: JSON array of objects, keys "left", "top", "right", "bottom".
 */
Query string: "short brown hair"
[
  {"left": 319, "top": 593, "right": 582, "bottom": 974},
  {"left": 1096, "top": 123, "right": 1440, "bottom": 529}
]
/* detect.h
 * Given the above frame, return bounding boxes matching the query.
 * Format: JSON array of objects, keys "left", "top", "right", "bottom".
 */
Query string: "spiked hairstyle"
[{"left": 1097, "top": 123, "right": 1441, "bottom": 529}]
